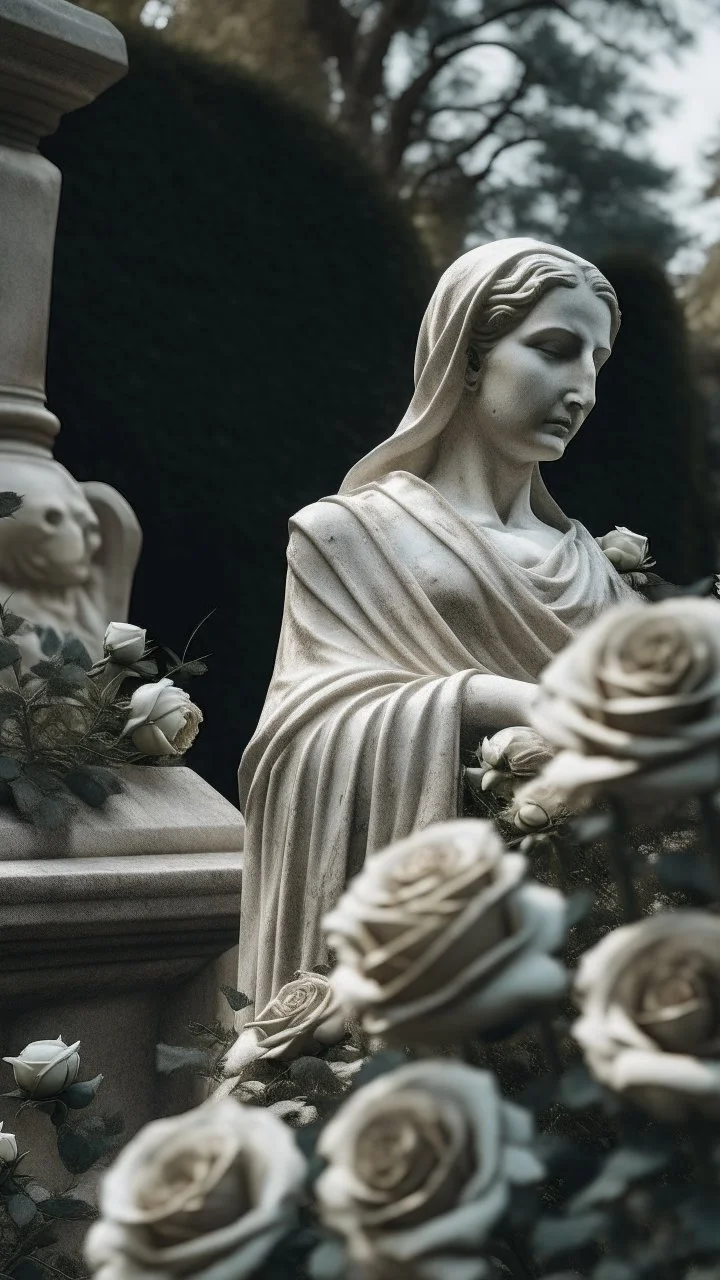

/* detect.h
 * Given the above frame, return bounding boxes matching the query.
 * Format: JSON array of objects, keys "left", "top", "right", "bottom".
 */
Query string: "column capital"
[{"left": 0, "top": 0, "right": 128, "bottom": 148}]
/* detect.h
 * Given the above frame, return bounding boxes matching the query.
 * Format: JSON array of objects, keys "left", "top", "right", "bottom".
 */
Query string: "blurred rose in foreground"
[
  {"left": 84, "top": 1098, "right": 306, "bottom": 1280},
  {"left": 325, "top": 819, "right": 567, "bottom": 1044},
  {"left": 574, "top": 910, "right": 720, "bottom": 1122},
  {"left": 316, "top": 1060, "right": 543, "bottom": 1280}
]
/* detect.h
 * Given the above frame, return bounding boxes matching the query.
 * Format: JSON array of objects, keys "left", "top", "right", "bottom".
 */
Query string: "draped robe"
[{"left": 237, "top": 469, "right": 634, "bottom": 1014}]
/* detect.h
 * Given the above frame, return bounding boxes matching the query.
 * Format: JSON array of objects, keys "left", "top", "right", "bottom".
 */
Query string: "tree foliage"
[{"left": 72, "top": 0, "right": 708, "bottom": 264}]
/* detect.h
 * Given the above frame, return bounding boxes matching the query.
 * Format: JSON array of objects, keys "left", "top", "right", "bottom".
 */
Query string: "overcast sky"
[{"left": 645, "top": 25, "right": 720, "bottom": 271}]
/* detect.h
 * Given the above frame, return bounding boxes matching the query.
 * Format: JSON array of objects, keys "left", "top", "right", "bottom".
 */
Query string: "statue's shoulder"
[{"left": 290, "top": 491, "right": 380, "bottom": 543}]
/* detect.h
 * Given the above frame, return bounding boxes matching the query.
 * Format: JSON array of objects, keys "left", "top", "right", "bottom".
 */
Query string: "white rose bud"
[
  {"left": 0, "top": 1123, "right": 18, "bottom": 1163},
  {"left": 573, "top": 910, "right": 720, "bottom": 1122},
  {"left": 103, "top": 622, "right": 147, "bottom": 666},
  {"left": 3, "top": 1037, "right": 81, "bottom": 1099},
  {"left": 84, "top": 1098, "right": 307, "bottom": 1280},
  {"left": 316, "top": 1061, "right": 544, "bottom": 1280},
  {"left": 122, "top": 678, "right": 203, "bottom": 756},
  {"left": 221, "top": 971, "right": 345, "bottom": 1078},
  {"left": 596, "top": 526, "right": 653, "bottom": 573},
  {"left": 480, "top": 726, "right": 551, "bottom": 775},
  {"left": 472, "top": 727, "right": 553, "bottom": 802},
  {"left": 324, "top": 819, "right": 568, "bottom": 1044}
]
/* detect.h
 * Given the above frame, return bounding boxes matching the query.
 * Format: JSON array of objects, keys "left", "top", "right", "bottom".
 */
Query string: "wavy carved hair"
[{"left": 464, "top": 254, "right": 621, "bottom": 389}]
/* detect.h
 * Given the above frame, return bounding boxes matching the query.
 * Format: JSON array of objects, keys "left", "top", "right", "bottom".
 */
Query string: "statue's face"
[{"left": 471, "top": 280, "right": 613, "bottom": 464}]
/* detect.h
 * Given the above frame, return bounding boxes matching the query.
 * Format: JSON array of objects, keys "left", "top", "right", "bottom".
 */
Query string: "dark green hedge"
[
  {"left": 43, "top": 32, "right": 433, "bottom": 801},
  {"left": 545, "top": 249, "right": 715, "bottom": 584}
]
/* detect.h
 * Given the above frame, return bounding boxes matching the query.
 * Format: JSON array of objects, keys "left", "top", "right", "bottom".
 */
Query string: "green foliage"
[
  {"left": 0, "top": 493, "right": 22, "bottom": 520},
  {"left": 44, "top": 31, "right": 433, "bottom": 802},
  {"left": 0, "top": 1069, "right": 113, "bottom": 1277},
  {"left": 0, "top": 593, "right": 208, "bottom": 827},
  {"left": 220, "top": 986, "right": 252, "bottom": 1013}
]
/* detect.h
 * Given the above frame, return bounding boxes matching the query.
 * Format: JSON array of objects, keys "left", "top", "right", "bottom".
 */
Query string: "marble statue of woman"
[{"left": 236, "top": 237, "right": 637, "bottom": 1017}]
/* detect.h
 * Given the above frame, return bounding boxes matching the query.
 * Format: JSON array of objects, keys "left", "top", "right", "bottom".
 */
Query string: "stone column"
[{"left": 0, "top": 0, "right": 141, "bottom": 659}]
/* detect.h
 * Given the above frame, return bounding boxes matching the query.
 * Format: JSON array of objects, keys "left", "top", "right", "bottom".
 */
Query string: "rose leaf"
[
  {"left": 6, "top": 1192, "right": 37, "bottom": 1227},
  {"left": 564, "top": 889, "right": 595, "bottom": 929},
  {"left": 351, "top": 1050, "right": 409, "bottom": 1090},
  {"left": 0, "top": 638, "right": 21, "bottom": 670},
  {"left": 220, "top": 985, "right": 252, "bottom": 1012},
  {"left": 533, "top": 1211, "right": 609, "bottom": 1262},
  {"left": 7, "top": 1262, "right": 51, "bottom": 1280},
  {"left": 557, "top": 1064, "right": 605, "bottom": 1110},
  {"left": 307, "top": 1240, "right": 348, "bottom": 1280},
  {"left": 593, "top": 1260, "right": 639, "bottom": 1280},
  {"left": 654, "top": 851, "right": 720, "bottom": 904},
  {"left": 9, "top": 777, "right": 44, "bottom": 820},
  {"left": 1, "top": 611, "right": 25, "bottom": 638},
  {"left": 59, "top": 637, "right": 93, "bottom": 672},
  {"left": 569, "top": 1147, "right": 669, "bottom": 1213},
  {"left": 0, "top": 491, "right": 22, "bottom": 519},
  {"left": 0, "top": 757, "right": 21, "bottom": 782},
  {"left": 567, "top": 810, "right": 617, "bottom": 845},
  {"left": 56, "top": 1122, "right": 119, "bottom": 1174},
  {"left": 47, "top": 665, "right": 93, "bottom": 695},
  {"left": 678, "top": 1194, "right": 720, "bottom": 1252},
  {"left": 288, "top": 1058, "right": 345, "bottom": 1096},
  {"left": 38, "top": 1197, "right": 97, "bottom": 1221},
  {"left": 60, "top": 1074, "right": 104, "bottom": 1109},
  {"left": 155, "top": 1044, "right": 212, "bottom": 1075},
  {"left": 35, "top": 626, "right": 62, "bottom": 657},
  {"left": 0, "top": 690, "right": 24, "bottom": 717}
]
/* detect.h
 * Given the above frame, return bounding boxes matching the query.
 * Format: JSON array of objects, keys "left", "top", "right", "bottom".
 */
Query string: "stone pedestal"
[
  {"left": 0, "top": 1, "right": 141, "bottom": 658},
  {"left": 0, "top": 766, "right": 244, "bottom": 1191}
]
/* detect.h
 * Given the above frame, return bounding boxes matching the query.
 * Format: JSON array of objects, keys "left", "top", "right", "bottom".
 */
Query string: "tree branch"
[
  {"left": 381, "top": 37, "right": 534, "bottom": 179},
  {"left": 409, "top": 75, "right": 532, "bottom": 196},
  {"left": 465, "top": 133, "right": 539, "bottom": 186},
  {"left": 428, "top": 0, "right": 569, "bottom": 58},
  {"left": 353, "top": 0, "right": 429, "bottom": 99},
  {"left": 305, "top": 0, "right": 359, "bottom": 82}
]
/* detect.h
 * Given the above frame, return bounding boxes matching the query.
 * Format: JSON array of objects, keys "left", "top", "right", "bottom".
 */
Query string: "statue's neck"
[{"left": 424, "top": 410, "right": 536, "bottom": 529}]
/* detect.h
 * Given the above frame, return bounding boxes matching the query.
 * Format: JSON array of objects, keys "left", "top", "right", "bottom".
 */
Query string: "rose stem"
[
  {"left": 698, "top": 793, "right": 720, "bottom": 889},
  {"left": 536, "top": 1014, "right": 562, "bottom": 1077},
  {"left": 605, "top": 798, "right": 640, "bottom": 922},
  {"left": 489, "top": 1237, "right": 535, "bottom": 1280},
  {"left": 548, "top": 833, "right": 571, "bottom": 891}
]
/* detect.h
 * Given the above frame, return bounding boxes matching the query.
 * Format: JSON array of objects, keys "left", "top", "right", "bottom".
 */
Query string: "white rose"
[
  {"left": 471, "top": 726, "right": 554, "bottom": 801},
  {"left": 596, "top": 526, "right": 653, "bottom": 573},
  {"left": 530, "top": 598, "right": 720, "bottom": 807},
  {"left": 316, "top": 1061, "right": 543, "bottom": 1280},
  {"left": 103, "top": 622, "right": 147, "bottom": 666},
  {"left": 0, "top": 1123, "right": 18, "bottom": 1163},
  {"left": 122, "top": 678, "right": 203, "bottom": 756},
  {"left": 221, "top": 972, "right": 345, "bottom": 1077},
  {"left": 573, "top": 911, "right": 720, "bottom": 1122},
  {"left": 3, "top": 1037, "right": 81, "bottom": 1099},
  {"left": 324, "top": 819, "right": 567, "bottom": 1045},
  {"left": 84, "top": 1098, "right": 306, "bottom": 1280}
]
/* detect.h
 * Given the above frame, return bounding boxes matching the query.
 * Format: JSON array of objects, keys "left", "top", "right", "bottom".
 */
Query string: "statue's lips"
[{"left": 542, "top": 419, "right": 572, "bottom": 437}]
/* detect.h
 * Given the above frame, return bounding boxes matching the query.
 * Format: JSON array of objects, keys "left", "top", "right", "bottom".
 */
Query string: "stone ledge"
[{"left": 0, "top": 765, "right": 246, "bottom": 859}]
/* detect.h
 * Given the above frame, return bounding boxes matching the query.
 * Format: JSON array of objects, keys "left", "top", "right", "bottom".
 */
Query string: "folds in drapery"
[{"left": 237, "top": 473, "right": 635, "bottom": 1016}]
